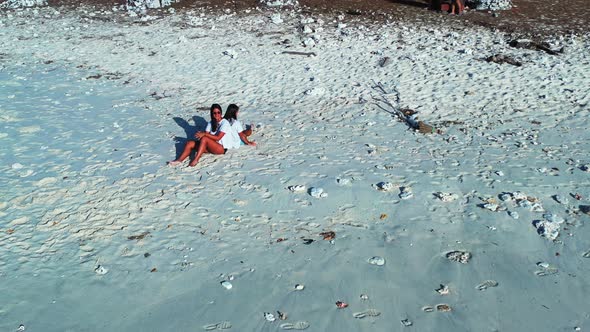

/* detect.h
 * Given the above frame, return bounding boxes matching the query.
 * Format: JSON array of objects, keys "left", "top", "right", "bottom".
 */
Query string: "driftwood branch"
[
  {"left": 281, "top": 51, "right": 317, "bottom": 57},
  {"left": 371, "top": 80, "right": 437, "bottom": 134},
  {"left": 485, "top": 54, "right": 522, "bottom": 66},
  {"left": 508, "top": 39, "right": 564, "bottom": 55}
]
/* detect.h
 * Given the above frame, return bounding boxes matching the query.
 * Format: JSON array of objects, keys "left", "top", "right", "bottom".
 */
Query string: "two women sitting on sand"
[{"left": 168, "top": 103, "right": 255, "bottom": 167}]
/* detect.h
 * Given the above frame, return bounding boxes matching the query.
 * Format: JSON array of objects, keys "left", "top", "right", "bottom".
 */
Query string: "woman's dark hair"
[
  {"left": 209, "top": 103, "right": 222, "bottom": 132},
  {"left": 223, "top": 104, "right": 240, "bottom": 123}
]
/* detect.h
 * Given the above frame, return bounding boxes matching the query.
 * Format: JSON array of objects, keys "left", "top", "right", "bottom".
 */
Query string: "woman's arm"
[
  {"left": 196, "top": 131, "right": 224, "bottom": 141},
  {"left": 239, "top": 131, "right": 256, "bottom": 146}
]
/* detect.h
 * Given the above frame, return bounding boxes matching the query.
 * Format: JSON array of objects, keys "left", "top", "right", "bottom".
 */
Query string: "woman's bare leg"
[
  {"left": 169, "top": 140, "right": 198, "bottom": 165},
  {"left": 189, "top": 137, "right": 225, "bottom": 167},
  {"left": 174, "top": 140, "right": 197, "bottom": 162}
]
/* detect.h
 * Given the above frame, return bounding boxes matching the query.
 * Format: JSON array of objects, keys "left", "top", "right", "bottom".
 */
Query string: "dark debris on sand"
[{"left": 35, "top": 0, "right": 590, "bottom": 38}]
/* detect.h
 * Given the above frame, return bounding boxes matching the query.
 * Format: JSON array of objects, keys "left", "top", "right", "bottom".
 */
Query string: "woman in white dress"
[{"left": 223, "top": 104, "right": 256, "bottom": 147}]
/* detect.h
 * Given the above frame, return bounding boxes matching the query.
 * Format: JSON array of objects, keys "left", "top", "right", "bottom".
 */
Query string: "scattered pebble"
[
  {"left": 436, "top": 304, "right": 452, "bottom": 312},
  {"left": 288, "top": 185, "right": 306, "bottom": 192},
  {"left": 368, "top": 256, "right": 385, "bottom": 266},
  {"left": 436, "top": 284, "right": 450, "bottom": 295},
  {"left": 335, "top": 301, "right": 348, "bottom": 308},
  {"left": 294, "top": 284, "right": 305, "bottom": 291},
  {"left": 401, "top": 318, "right": 413, "bottom": 326},
  {"left": 264, "top": 312, "right": 276, "bottom": 322},
  {"left": 374, "top": 181, "right": 395, "bottom": 191},
  {"left": 220, "top": 280, "right": 233, "bottom": 290},
  {"left": 434, "top": 192, "right": 458, "bottom": 202},
  {"left": 277, "top": 311, "right": 288, "bottom": 320},
  {"left": 399, "top": 187, "right": 413, "bottom": 199},
  {"left": 336, "top": 178, "right": 351, "bottom": 185},
  {"left": 360, "top": 294, "right": 369, "bottom": 300},
  {"left": 445, "top": 251, "right": 471, "bottom": 264},
  {"left": 533, "top": 218, "right": 562, "bottom": 241},
  {"left": 534, "top": 262, "right": 558, "bottom": 276},
  {"left": 309, "top": 187, "right": 327, "bottom": 198},
  {"left": 94, "top": 265, "right": 108, "bottom": 275}
]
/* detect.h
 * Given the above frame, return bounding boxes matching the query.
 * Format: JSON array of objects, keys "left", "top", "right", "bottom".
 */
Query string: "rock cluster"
[
  {"left": 467, "top": 0, "right": 512, "bottom": 11},
  {"left": 126, "top": 0, "right": 176, "bottom": 10},
  {"left": 258, "top": 0, "right": 299, "bottom": 8},
  {"left": 0, "top": 0, "right": 46, "bottom": 9}
]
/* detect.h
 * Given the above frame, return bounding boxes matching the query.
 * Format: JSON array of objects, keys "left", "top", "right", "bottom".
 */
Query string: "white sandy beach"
[{"left": 1, "top": 3, "right": 590, "bottom": 331}]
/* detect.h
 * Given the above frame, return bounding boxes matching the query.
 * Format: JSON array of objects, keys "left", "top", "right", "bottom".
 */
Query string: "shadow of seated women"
[{"left": 172, "top": 115, "right": 208, "bottom": 159}]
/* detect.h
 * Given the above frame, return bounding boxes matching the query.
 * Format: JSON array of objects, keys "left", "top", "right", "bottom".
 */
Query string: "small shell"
[
  {"left": 435, "top": 284, "right": 450, "bottom": 295},
  {"left": 277, "top": 310, "right": 288, "bottom": 320},
  {"left": 434, "top": 192, "right": 458, "bottom": 202},
  {"left": 482, "top": 203, "right": 500, "bottom": 212},
  {"left": 264, "top": 312, "right": 276, "bottom": 322},
  {"left": 401, "top": 319, "right": 413, "bottom": 326},
  {"left": 288, "top": 185, "right": 306, "bottom": 193},
  {"left": 335, "top": 301, "right": 348, "bottom": 308},
  {"left": 375, "top": 182, "right": 395, "bottom": 192},
  {"left": 94, "top": 265, "right": 108, "bottom": 275},
  {"left": 309, "top": 187, "right": 327, "bottom": 198},
  {"left": 368, "top": 256, "right": 385, "bottom": 266},
  {"left": 399, "top": 187, "right": 413, "bottom": 199},
  {"left": 294, "top": 284, "right": 305, "bottom": 291},
  {"left": 220, "top": 280, "right": 233, "bottom": 290},
  {"left": 436, "top": 304, "right": 452, "bottom": 312}
]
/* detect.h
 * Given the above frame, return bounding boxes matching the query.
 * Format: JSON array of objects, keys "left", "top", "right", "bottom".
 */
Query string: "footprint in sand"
[
  {"left": 18, "top": 125, "right": 41, "bottom": 134},
  {"left": 203, "top": 321, "right": 232, "bottom": 330},
  {"left": 279, "top": 321, "right": 310, "bottom": 330},
  {"left": 422, "top": 306, "right": 434, "bottom": 312},
  {"left": 35, "top": 177, "right": 58, "bottom": 187},
  {"left": 353, "top": 309, "right": 381, "bottom": 319},
  {"left": 476, "top": 280, "right": 499, "bottom": 291},
  {"left": 534, "top": 262, "right": 558, "bottom": 276}
]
